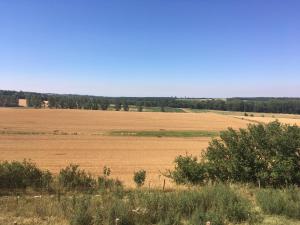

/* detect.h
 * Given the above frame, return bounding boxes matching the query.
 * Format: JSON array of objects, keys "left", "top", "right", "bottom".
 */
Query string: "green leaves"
[
  {"left": 169, "top": 121, "right": 300, "bottom": 187},
  {"left": 133, "top": 170, "right": 146, "bottom": 187},
  {"left": 0, "top": 160, "right": 52, "bottom": 189},
  {"left": 58, "top": 164, "right": 96, "bottom": 191},
  {"left": 167, "top": 155, "right": 207, "bottom": 185}
]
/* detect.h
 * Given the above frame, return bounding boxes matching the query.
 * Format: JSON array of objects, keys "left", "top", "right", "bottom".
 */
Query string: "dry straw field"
[{"left": 1, "top": 108, "right": 299, "bottom": 187}]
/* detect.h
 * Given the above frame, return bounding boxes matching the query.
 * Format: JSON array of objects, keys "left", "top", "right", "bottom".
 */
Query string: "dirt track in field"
[{"left": 0, "top": 108, "right": 254, "bottom": 187}]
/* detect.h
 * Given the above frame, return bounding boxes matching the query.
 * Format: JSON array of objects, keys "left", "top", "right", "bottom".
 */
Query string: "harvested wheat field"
[
  {"left": 236, "top": 115, "right": 300, "bottom": 126},
  {"left": 0, "top": 108, "right": 253, "bottom": 187}
]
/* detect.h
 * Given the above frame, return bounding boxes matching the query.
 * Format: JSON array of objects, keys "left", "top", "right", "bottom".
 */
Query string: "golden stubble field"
[{"left": 2, "top": 108, "right": 298, "bottom": 187}]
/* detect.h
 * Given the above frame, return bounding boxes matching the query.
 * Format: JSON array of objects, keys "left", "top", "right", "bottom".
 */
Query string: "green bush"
[
  {"left": 58, "top": 164, "right": 96, "bottom": 190},
  {"left": 166, "top": 155, "right": 207, "bottom": 185},
  {"left": 169, "top": 121, "right": 300, "bottom": 187},
  {"left": 133, "top": 170, "right": 146, "bottom": 187},
  {"left": 256, "top": 188, "right": 300, "bottom": 220},
  {"left": 0, "top": 160, "right": 52, "bottom": 190}
]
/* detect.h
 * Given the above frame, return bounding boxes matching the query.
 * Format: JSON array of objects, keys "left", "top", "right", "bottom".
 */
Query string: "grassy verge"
[
  {"left": 104, "top": 106, "right": 185, "bottom": 112},
  {"left": 0, "top": 130, "right": 47, "bottom": 135},
  {"left": 0, "top": 129, "right": 79, "bottom": 136},
  {"left": 0, "top": 184, "right": 260, "bottom": 225},
  {"left": 256, "top": 188, "right": 300, "bottom": 220},
  {"left": 258, "top": 215, "right": 300, "bottom": 225},
  {"left": 0, "top": 159, "right": 299, "bottom": 225},
  {"left": 108, "top": 130, "right": 219, "bottom": 138},
  {"left": 1, "top": 187, "right": 299, "bottom": 225},
  {"left": 144, "top": 107, "right": 185, "bottom": 113}
]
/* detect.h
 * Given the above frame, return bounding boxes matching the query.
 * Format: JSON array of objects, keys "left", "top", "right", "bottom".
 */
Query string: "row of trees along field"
[
  {"left": 0, "top": 90, "right": 18, "bottom": 107},
  {"left": 1, "top": 90, "right": 300, "bottom": 114}
]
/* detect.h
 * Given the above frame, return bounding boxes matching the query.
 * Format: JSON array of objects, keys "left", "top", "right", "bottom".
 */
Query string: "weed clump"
[
  {"left": 70, "top": 197, "right": 93, "bottom": 225},
  {"left": 256, "top": 188, "right": 300, "bottom": 220}
]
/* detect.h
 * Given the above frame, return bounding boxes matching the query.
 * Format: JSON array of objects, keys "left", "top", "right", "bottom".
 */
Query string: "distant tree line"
[
  {"left": 1, "top": 90, "right": 300, "bottom": 114},
  {"left": 173, "top": 98, "right": 300, "bottom": 114},
  {"left": 26, "top": 95, "right": 44, "bottom": 108},
  {"left": 0, "top": 94, "right": 18, "bottom": 107}
]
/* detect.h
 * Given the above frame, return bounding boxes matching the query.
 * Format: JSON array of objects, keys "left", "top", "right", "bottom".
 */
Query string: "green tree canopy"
[{"left": 168, "top": 121, "right": 300, "bottom": 187}]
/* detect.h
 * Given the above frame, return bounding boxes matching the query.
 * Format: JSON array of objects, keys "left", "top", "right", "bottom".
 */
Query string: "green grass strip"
[
  {"left": 144, "top": 107, "right": 186, "bottom": 113},
  {"left": 109, "top": 130, "right": 219, "bottom": 138},
  {"left": 0, "top": 130, "right": 46, "bottom": 135}
]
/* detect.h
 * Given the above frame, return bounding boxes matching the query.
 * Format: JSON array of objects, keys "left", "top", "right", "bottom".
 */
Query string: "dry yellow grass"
[
  {"left": 0, "top": 108, "right": 253, "bottom": 187},
  {"left": 0, "top": 108, "right": 249, "bottom": 132},
  {"left": 0, "top": 135, "right": 210, "bottom": 187},
  {"left": 236, "top": 116, "right": 300, "bottom": 126}
]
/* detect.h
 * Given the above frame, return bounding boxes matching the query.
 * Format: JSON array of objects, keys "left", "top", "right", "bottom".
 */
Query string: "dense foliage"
[
  {"left": 168, "top": 121, "right": 300, "bottom": 187},
  {"left": 0, "top": 90, "right": 18, "bottom": 107},
  {"left": 133, "top": 170, "right": 146, "bottom": 187},
  {"left": 58, "top": 164, "right": 96, "bottom": 190},
  {"left": 0, "top": 162, "right": 122, "bottom": 192},
  {"left": 0, "top": 94, "right": 18, "bottom": 107},
  {"left": 26, "top": 94, "right": 44, "bottom": 108},
  {"left": 0, "top": 160, "right": 52, "bottom": 189},
  {"left": 194, "top": 98, "right": 300, "bottom": 114}
]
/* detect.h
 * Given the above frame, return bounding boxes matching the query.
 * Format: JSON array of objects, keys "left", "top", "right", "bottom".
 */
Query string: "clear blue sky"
[{"left": 0, "top": 0, "right": 299, "bottom": 97}]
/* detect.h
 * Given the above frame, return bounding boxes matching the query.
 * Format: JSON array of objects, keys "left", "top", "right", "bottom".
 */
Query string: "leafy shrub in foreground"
[
  {"left": 167, "top": 155, "right": 206, "bottom": 185},
  {"left": 168, "top": 121, "right": 300, "bottom": 187},
  {"left": 0, "top": 160, "right": 52, "bottom": 189},
  {"left": 58, "top": 164, "right": 96, "bottom": 190}
]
